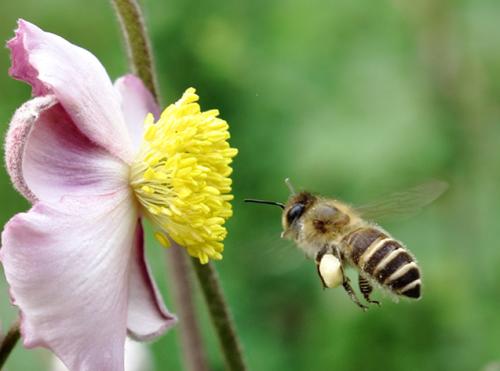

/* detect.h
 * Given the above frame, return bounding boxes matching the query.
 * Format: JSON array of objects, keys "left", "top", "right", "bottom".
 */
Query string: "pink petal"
[
  {"left": 114, "top": 75, "right": 160, "bottom": 153},
  {"left": 50, "top": 339, "right": 155, "bottom": 371},
  {"left": 5, "top": 96, "right": 128, "bottom": 203},
  {"left": 4, "top": 95, "right": 55, "bottom": 203},
  {"left": 0, "top": 190, "right": 137, "bottom": 371},
  {"left": 8, "top": 20, "right": 133, "bottom": 163},
  {"left": 128, "top": 222, "right": 176, "bottom": 340}
]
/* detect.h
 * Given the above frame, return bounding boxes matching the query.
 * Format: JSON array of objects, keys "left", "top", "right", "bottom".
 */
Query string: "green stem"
[
  {"left": 110, "top": 0, "right": 159, "bottom": 101},
  {"left": 0, "top": 320, "right": 21, "bottom": 369},
  {"left": 166, "top": 247, "right": 209, "bottom": 371},
  {"left": 191, "top": 260, "right": 247, "bottom": 371},
  {"left": 110, "top": 2, "right": 246, "bottom": 370}
]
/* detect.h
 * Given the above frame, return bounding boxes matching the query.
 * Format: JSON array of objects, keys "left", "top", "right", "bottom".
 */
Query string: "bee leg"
[
  {"left": 315, "top": 244, "right": 334, "bottom": 263},
  {"left": 315, "top": 245, "right": 332, "bottom": 289},
  {"left": 328, "top": 245, "right": 369, "bottom": 310},
  {"left": 316, "top": 264, "right": 327, "bottom": 289},
  {"left": 342, "top": 277, "right": 369, "bottom": 311},
  {"left": 358, "top": 275, "right": 380, "bottom": 306}
]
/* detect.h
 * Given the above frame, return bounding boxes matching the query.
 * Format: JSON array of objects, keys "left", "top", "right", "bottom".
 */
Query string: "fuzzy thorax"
[{"left": 130, "top": 88, "right": 237, "bottom": 264}]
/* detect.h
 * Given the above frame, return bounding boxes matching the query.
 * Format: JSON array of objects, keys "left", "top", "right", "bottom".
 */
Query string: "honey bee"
[{"left": 245, "top": 179, "right": 447, "bottom": 310}]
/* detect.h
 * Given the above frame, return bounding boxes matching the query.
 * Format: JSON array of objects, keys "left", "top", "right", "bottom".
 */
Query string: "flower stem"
[
  {"left": 110, "top": 0, "right": 159, "bottom": 101},
  {"left": 110, "top": 1, "right": 220, "bottom": 370},
  {"left": 166, "top": 247, "right": 209, "bottom": 371},
  {"left": 0, "top": 319, "right": 21, "bottom": 369},
  {"left": 191, "top": 260, "right": 247, "bottom": 371},
  {"left": 110, "top": 1, "right": 246, "bottom": 369}
]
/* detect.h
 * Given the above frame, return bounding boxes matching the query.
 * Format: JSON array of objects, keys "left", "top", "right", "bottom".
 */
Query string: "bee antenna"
[
  {"left": 244, "top": 199, "right": 285, "bottom": 209},
  {"left": 285, "top": 178, "right": 296, "bottom": 194}
]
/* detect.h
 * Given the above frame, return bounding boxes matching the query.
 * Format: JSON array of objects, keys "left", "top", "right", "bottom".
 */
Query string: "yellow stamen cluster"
[{"left": 130, "top": 88, "right": 237, "bottom": 264}]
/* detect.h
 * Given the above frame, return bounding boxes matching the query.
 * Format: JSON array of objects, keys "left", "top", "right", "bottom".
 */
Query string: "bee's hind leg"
[
  {"left": 316, "top": 245, "right": 368, "bottom": 310},
  {"left": 358, "top": 275, "right": 380, "bottom": 306},
  {"left": 342, "top": 277, "right": 369, "bottom": 311},
  {"left": 315, "top": 244, "right": 335, "bottom": 263},
  {"left": 328, "top": 245, "right": 368, "bottom": 311},
  {"left": 315, "top": 245, "right": 334, "bottom": 289}
]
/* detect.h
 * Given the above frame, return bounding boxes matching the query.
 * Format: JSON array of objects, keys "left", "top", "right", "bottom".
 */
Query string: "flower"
[
  {"left": 130, "top": 88, "right": 237, "bottom": 264},
  {"left": 1, "top": 20, "right": 236, "bottom": 370},
  {"left": 50, "top": 339, "right": 154, "bottom": 371}
]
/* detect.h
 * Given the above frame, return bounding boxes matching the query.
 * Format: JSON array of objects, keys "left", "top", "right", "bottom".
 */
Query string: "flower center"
[{"left": 130, "top": 88, "right": 237, "bottom": 264}]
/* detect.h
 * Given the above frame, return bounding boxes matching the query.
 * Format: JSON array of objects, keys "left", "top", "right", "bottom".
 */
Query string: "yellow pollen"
[
  {"left": 130, "top": 88, "right": 238, "bottom": 263},
  {"left": 154, "top": 232, "right": 171, "bottom": 248}
]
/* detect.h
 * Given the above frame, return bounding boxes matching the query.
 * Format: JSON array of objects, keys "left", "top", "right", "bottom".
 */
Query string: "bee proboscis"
[{"left": 245, "top": 179, "right": 448, "bottom": 310}]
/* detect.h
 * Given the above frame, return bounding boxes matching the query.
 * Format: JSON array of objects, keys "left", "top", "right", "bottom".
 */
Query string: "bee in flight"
[{"left": 245, "top": 180, "right": 447, "bottom": 310}]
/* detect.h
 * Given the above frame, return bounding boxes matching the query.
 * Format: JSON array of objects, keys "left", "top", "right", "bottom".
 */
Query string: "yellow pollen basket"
[{"left": 130, "top": 88, "right": 238, "bottom": 264}]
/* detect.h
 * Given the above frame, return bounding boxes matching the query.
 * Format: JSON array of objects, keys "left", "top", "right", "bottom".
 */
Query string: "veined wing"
[{"left": 354, "top": 180, "right": 448, "bottom": 221}]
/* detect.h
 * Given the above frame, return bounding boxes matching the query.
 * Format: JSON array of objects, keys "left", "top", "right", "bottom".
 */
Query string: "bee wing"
[{"left": 354, "top": 180, "right": 448, "bottom": 221}]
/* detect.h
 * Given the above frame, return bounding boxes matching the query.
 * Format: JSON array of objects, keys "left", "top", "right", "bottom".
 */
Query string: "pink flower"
[
  {"left": 50, "top": 339, "right": 154, "bottom": 371},
  {"left": 0, "top": 20, "right": 178, "bottom": 370}
]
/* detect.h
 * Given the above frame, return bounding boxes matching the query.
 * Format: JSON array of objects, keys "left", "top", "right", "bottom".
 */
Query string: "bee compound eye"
[{"left": 287, "top": 204, "right": 305, "bottom": 224}]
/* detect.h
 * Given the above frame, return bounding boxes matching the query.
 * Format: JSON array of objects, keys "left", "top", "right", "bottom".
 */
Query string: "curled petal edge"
[
  {"left": 4, "top": 95, "right": 57, "bottom": 203},
  {"left": 127, "top": 221, "right": 177, "bottom": 341},
  {"left": 7, "top": 19, "right": 134, "bottom": 163}
]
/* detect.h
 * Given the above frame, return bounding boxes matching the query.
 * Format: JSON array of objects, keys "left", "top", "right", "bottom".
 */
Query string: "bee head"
[
  {"left": 281, "top": 191, "right": 317, "bottom": 239},
  {"left": 244, "top": 178, "right": 316, "bottom": 240}
]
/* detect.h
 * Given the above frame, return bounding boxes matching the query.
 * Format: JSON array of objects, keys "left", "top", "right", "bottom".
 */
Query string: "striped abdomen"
[{"left": 343, "top": 227, "right": 421, "bottom": 299}]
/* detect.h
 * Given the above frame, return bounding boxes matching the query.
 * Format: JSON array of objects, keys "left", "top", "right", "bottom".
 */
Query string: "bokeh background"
[{"left": 1, "top": 0, "right": 500, "bottom": 370}]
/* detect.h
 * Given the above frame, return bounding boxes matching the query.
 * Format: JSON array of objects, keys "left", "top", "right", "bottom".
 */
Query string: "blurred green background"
[{"left": 1, "top": 0, "right": 500, "bottom": 370}]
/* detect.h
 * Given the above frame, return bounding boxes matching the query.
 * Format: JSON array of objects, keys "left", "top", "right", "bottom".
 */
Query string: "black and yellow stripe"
[
  {"left": 344, "top": 228, "right": 387, "bottom": 265},
  {"left": 344, "top": 228, "right": 421, "bottom": 299}
]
